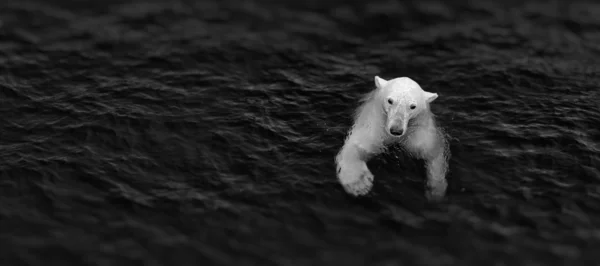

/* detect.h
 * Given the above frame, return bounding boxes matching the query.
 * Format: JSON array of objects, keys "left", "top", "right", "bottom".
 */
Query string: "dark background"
[{"left": 1, "top": 0, "right": 599, "bottom": 265}]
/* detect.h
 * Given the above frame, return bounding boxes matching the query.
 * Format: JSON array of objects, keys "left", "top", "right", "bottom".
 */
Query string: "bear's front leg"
[
  {"left": 424, "top": 142, "right": 450, "bottom": 202},
  {"left": 335, "top": 138, "right": 381, "bottom": 196}
]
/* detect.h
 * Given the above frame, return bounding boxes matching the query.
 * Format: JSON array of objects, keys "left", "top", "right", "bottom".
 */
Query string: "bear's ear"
[
  {"left": 425, "top": 92, "right": 438, "bottom": 103},
  {"left": 374, "top": 76, "right": 388, "bottom": 89}
]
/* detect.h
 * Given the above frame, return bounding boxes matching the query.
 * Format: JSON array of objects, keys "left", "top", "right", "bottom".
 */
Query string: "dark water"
[{"left": 1, "top": 0, "right": 600, "bottom": 265}]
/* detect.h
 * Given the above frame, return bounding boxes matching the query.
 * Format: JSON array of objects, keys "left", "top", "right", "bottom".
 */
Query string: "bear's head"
[{"left": 375, "top": 76, "right": 438, "bottom": 137}]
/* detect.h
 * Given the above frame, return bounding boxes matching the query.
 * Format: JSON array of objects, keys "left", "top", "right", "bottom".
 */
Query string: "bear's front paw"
[
  {"left": 338, "top": 166, "right": 374, "bottom": 196},
  {"left": 425, "top": 179, "right": 447, "bottom": 202}
]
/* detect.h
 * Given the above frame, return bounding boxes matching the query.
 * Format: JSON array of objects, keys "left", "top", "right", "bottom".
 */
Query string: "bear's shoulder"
[{"left": 404, "top": 121, "right": 444, "bottom": 158}]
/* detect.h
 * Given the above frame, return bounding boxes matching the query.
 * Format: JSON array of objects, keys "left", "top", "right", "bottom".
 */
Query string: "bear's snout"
[{"left": 389, "top": 125, "right": 404, "bottom": 136}]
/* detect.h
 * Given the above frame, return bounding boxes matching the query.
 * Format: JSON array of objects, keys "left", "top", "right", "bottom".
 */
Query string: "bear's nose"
[{"left": 390, "top": 127, "right": 404, "bottom": 136}]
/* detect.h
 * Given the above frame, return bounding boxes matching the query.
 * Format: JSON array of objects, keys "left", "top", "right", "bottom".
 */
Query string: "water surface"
[{"left": 1, "top": 0, "right": 599, "bottom": 265}]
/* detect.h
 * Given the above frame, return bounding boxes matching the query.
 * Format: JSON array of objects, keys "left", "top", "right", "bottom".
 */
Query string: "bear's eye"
[
  {"left": 410, "top": 104, "right": 416, "bottom": 110},
  {"left": 387, "top": 98, "right": 394, "bottom": 104}
]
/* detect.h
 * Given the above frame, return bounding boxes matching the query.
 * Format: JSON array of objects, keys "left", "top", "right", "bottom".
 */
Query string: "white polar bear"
[{"left": 335, "top": 76, "right": 450, "bottom": 201}]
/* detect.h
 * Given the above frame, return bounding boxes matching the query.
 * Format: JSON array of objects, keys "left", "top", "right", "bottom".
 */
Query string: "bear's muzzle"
[{"left": 387, "top": 117, "right": 408, "bottom": 137}]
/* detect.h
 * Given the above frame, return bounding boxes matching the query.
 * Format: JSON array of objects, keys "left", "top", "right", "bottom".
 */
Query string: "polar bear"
[{"left": 335, "top": 76, "right": 450, "bottom": 201}]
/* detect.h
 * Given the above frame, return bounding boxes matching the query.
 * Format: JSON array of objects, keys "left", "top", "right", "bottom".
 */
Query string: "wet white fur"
[{"left": 335, "top": 76, "right": 450, "bottom": 201}]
